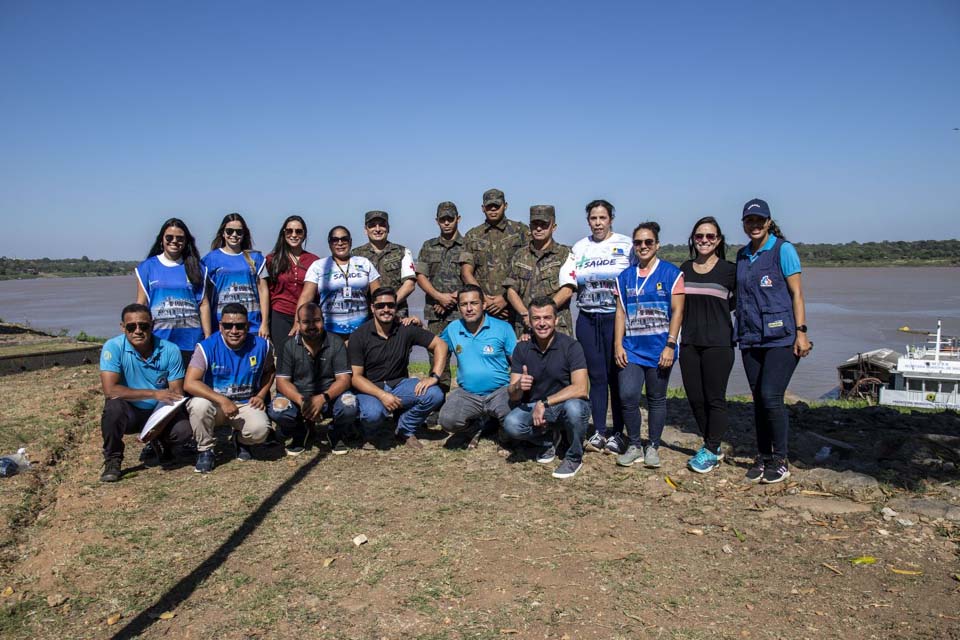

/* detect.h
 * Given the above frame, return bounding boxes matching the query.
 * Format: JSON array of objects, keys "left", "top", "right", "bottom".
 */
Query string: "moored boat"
[{"left": 879, "top": 320, "right": 960, "bottom": 410}]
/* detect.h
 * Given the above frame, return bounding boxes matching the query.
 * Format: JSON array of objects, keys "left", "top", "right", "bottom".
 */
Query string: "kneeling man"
[
  {"left": 504, "top": 297, "right": 590, "bottom": 479},
  {"left": 185, "top": 303, "right": 275, "bottom": 472},
  {"left": 99, "top": 303, "right": 193, "bottom": 482}
]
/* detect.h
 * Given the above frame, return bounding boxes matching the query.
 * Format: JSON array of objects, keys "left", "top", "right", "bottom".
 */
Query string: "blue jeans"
[
  {"left": 576, "top": 312, "right": 623, "bottom": 436},
  {"left": 741, "top": 346, "right": 799, "bottom": 459},
  {"left": 356, "top": 378, "right": 445, "bottom": 437},
  {"left": 267, "top": 393, "right": 358, "bottom": 443},
  {"left": 620, "top": 363, "right": 671, "bottom": 448},
  {"left": 503, "top": 399, "right": 590, "bottom": 463}
]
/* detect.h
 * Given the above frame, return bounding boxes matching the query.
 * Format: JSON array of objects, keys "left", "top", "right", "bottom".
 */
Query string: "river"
[{"left": 1, "top": 267, "right": 958, "bottom": 400}]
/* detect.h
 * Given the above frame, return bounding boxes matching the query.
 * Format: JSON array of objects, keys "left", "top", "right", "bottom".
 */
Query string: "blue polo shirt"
[
  {"left": 743, "top": 235, "right": 801, "bottom": 276},
  {"left": 99, "top": 334, "right": 185, "bottom": 410},
  {"left": 441, "top": 315, "right": 517, "bottom": 395}
]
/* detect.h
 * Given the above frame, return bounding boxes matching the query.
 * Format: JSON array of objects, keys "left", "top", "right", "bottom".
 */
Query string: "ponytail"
[{"left": 768, "top": 219, "right": 787, "bottom": 242}]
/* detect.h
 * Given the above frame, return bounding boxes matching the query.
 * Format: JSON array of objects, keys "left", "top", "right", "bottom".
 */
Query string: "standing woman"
[
  {"left": 296, "top": 226, "right": 381, "bottom": 340},
  {"left": 202, "top": 213, "right": 270, "bottom": 338},
  {"left": 135, "top": 218, "right": 211, "bottom": 359},
  {"left": 266, "top": 215, "right": 319, "bottom": 354},
  {"left": 559, "top": 200, "right": 633, "bottom": 454},
  {"left": 613, "top": 222, "right": 684, "bottom": 468},
  {"left": 737, "top": 198, "right": 812, "bottom": 484},
  {"left": 679, "top": 217, "right": 737, "bottom": 473}
]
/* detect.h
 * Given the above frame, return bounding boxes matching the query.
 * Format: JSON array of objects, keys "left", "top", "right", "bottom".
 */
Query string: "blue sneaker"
[
  {"left": 688, "top": 447, "right": 720, "bottom": 474},
  {"left": 194, "top": 450, "right": 216, "bottom": 474}
]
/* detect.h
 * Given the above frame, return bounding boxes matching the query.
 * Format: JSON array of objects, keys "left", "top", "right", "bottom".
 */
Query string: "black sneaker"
[
  {"left": 233, "top": 432, "right": 253, "bottom": 461},
  {"left": 100, "top": 458, "right": 122, "bottom": 483},
  {"left": 761, "top": 457, "right": 791, "bottom": 484},
  {"left": 744, "top": 456, "right": 766, "bottom": 483},
  {"left": 139, "top": 442, "right": 160, "bottom": 467},
  {"left": 194, "top": 450, "right": 216, "bottom": 473}
]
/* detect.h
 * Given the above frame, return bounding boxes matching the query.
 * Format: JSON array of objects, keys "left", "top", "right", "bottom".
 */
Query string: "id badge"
[{"left": 342, "top": 285, "right": 352, "bottom": 298}]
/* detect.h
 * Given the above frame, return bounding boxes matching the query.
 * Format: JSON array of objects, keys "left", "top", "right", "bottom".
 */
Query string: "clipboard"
[{"left": 139, "top": 398, "right": 187, "bottom": 443}]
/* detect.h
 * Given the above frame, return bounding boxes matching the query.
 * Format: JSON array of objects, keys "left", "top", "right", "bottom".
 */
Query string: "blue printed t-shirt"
[
  {"left": 303, "top": 256, "right": 381, "bottom": 336},
  {"left": 616, "top": 259, "right": 685, "bottom": 368},
  {"left": 99, "top": 334, "right": 185, "bottom": 410},
  {"left": 201, "top": 249, "right": 266, "bottom": 333},
  {"left": 743, "top": 236, "right": 801, "bottom": 276},
  {"left": 135, "top": 255, "right": 208, "bottom": 351},
  {"left": 441, "top": 315, "right": 517, "bottom": 395}
]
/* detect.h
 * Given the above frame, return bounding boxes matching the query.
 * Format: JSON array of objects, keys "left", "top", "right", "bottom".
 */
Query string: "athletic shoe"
[
  {"left": 285, "top": 431, "right": 307, "bottom": 456},
  {"left": 616, "top": 444, "right": 644, "bottom": 467},
  {"left": 194, "top": 450, "right": 215, "bottom": 473},
  {"left": 604, "top": 432, "right": 626, "bottom": 455},
  {"left": 761, "top": 457, "right": 791, "bottom": 484},
  {"left": 331, "top": 440, "right": 349, "bottom": 456},
  {"left": 139, "top": 442, "right": 160, "bottom": 467},
  {"left": 233, "top": 432, "right": 253, "bottom": 462},
  {"left": 688, "top": 447, "right": 720, "bottom": 474},
  {"left": 744, "top": 456, "right": 766, "bottom": 483},
  {"left": 100, "top": 458, "right": 121, "bottom": 483},
  {"left": 552, "top": 459, "right": 582, "bottom": 479},
  {"left": 643, "top": 446, "right": 661, "bottom": 468},
  {"left": 536, "top": 444, "right": 557, "bottom": 464},
  {"left": 404, "top": 435, "right": 424, "bottom": 450},
  {"left": 584, "top": 432, "right": 607, "bottom": 453}
]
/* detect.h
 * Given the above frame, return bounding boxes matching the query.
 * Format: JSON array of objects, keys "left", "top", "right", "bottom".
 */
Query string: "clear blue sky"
[{"left": 1, "top": 0, "right": 958, "bottom": 259}]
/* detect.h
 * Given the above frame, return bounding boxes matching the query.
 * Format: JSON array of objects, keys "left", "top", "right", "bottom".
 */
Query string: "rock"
[
  {"left": 352, "top": 534, "right": 368, "bottom": 546},
  {"left": 722, "top": 544, "right": 734, "bottom": 554},
  {"left": 804, "top": 468, "right": 883, "bottom": 502},
  {"left": 886, "top": 498, "right": 960, "bottom": 523},
  {"left": 759, "top": 507, "right": 787, "bottom": 520},
  {"left": 47, "top": 594, "right": 67, "bottom": 607},
  {"left": 777, "top": 495, "right": 873, "bottom": 515},
  {"left": 881, "top": 507, "right": 898, "bottom": 520}
]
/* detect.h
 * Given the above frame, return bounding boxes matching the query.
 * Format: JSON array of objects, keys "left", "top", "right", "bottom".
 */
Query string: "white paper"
[{"left": 139, "top": 398, "right": 187, "bottom": 442}]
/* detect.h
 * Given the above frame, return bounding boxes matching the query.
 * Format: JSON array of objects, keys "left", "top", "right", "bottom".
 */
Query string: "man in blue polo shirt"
[
  {"left": 98, "top": 303, "right": 192, "bottom": 482},
  {"left": 439, "top": 284, "right": 517, "bottom": 447}
]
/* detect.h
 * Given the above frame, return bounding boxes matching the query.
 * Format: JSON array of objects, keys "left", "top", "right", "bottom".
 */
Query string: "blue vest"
[
  {"left": 736, "top": 238, "right": 796, "bottom": 348},
  {"left": 198, "top": 333, "right": 270, "bottom": 403},
  {"left": 616, "top": 259, "right": 683, "bottom": 367}
]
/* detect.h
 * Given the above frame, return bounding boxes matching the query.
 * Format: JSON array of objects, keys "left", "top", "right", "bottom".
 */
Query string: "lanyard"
[
  {"left": 333, "top": 257, "right": 351, "bottom": 288},
  {"left": 634, "top": 258, "right": 659, "bottom": 298}
]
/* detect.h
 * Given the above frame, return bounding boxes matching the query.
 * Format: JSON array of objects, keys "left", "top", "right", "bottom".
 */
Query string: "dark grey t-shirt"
[
  {"left": 276, "top": 332, "right": 350, "bottom": 397},
  {"left": 510, "top": 333, "right": 587, "bottom": 403}
]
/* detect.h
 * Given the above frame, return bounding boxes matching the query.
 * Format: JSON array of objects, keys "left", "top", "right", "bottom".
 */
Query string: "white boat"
[{"left": 879, "top": 320, "right": 960, "bottom": 411}]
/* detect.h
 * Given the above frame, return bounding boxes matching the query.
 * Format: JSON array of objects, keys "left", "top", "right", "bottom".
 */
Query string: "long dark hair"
[
  {"left": 268, "top": 215, "right": 308, "bottom": 280},
  {"left": 147, "top": 218, "right": 203, "bottom": 287},
  {"left": 211, "top": 212, "right": 253, "bottom": 251},
  {"left": 687, "top": 216, "right": 727, "bottom": 260},
  {"left": 768, "top": 219, "right": 787, "bottom": 242}
]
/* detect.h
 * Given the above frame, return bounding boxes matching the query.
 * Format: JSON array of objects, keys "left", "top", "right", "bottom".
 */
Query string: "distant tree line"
[
  {"left": 657, "top": 239, "right": 960, "bottom": 267},
  {"left": 0, "top": 256, "right": 138, "bottom": 280}
]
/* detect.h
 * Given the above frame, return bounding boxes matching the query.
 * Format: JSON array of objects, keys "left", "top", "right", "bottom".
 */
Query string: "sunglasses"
[
  {"left": 329, "top": 236, "right": 351, "bottom": 244},
  {"left": 221, "top": 322, "right": 248, "bottom": 330},
  {"left": 373, "top": 301, "right": 397, "bottom": 310},
  {"left": 164, "top": 234, "right": 186, "bottom": 244},
  {"left": 484, "top": 203, "right": 502, "bottom": 211},
  {"left": 125, "top": 322, "right": 151, "bottom": 333},
  {"left": 694, "top": 233, "right": 718, "bottom": 242},
  {"left": 284, "top": 228, "right": 305, "bottom": 236},
  {"left": 366, "top": 220, "right": 387, "bottom": 229},
  {"left": 633, "top": 238, "right": 657, "bottom": 247},
  {"left": 224, "top": 228, "right": 244, "bottom": 237}
]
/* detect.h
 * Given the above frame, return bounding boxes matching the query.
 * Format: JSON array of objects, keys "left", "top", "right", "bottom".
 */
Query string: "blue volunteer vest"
[
  {"left": 616, "top": 259, "right": 683, "bottom": 367},
  {"left": 736, "top": 237, "right": 796, "bottom": 349},
  {"left": 198, "top": 333, "right": 270, "bottom": 403}
]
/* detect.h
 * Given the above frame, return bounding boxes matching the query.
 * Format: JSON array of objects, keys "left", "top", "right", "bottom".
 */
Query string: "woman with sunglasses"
[
  {"left": 737, "top": 198, "right": 811, "bottom": 484},
  {"left": 296, "top": 226, "right": 381, "bottom": 339},
  {"left": 135, "top": 218, "right": 211, "bottom": 360},
  {"left": 266, "top": 215, "right": 318, "bottom": 354},
  {"left": 678, "top": 217, "right": 737, "bottom": 474},
  {"left": 202, "top": 213, "right": 270, "bottom": 338},
  {"left": 613, "top": 221, "right": 685, "bottom": 469}
]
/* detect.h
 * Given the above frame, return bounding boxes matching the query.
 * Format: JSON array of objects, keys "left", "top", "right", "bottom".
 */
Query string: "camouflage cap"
[
  {"left": 529, "top": 205, "right": 555, "bottom": 223},
  {"left": 482, "top": 188, "right": 505, "bottom": 206},
  {"left": 436, "top": 201, "right": 459, "bottom": 218},
  {"left": 364, "top": 210, "right": 389, "bottom": 224}
]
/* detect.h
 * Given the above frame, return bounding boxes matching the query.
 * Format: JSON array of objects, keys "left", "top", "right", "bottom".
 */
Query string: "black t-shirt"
[
  {"left": 680, "top": 259, "right": 736, "bottom": 347},
  {"left": 276, "top": 332, "right": 350, "bottom": 397},
  {"left": 510, "top": 333, "right": 588, "bottom": 403},
  {"left": 348, "top": 319, "right": 436, "bottom": 388}
]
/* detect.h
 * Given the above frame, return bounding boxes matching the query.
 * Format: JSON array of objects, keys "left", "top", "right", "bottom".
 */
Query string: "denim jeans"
[
  {"left": 741, "top": 346, "right": 799, "bottom": 459},
  {"left": 355, "top": 378, "right": 445, "bottom": 437},
  {"left": 267, "top": 392, "right": 358, "bottom": 443},
  {"left": 502, "top": 398, "right": 590, "bottom": 463},
  {"left": 619, "top": 363, "right": 671, "bottom": 448}
]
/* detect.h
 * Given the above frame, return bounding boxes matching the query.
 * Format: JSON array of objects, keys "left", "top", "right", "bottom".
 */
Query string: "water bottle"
[{"left": 0, "top": 448, "right": 31, "bottom": 478}]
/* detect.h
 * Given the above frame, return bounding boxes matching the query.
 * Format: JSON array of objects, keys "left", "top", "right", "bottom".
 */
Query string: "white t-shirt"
[
  {"left": 560, "top": 232, "right": 633, "bottom": 314},
  {"left": 304, "top": 256, "right": 381, "bottom": 335}
]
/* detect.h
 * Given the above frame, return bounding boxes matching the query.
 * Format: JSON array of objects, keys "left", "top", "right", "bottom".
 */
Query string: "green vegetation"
[{"left": 0, "top": 256, "right": 137, "bottom": 280}]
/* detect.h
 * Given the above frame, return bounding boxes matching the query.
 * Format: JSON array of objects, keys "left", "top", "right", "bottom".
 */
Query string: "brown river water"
[{"left": 2, "top": 267, "right": 958, "bottom": 399}]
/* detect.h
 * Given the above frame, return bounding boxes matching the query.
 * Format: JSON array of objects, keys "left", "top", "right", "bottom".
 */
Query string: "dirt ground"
[{"left": 1, "top": 365, "right": 959, "bottom": 639}]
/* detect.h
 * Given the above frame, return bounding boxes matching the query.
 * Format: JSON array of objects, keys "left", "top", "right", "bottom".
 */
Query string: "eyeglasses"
[
  {"left": 284, "top": 228, "right": 305, "bottom": 236},
  {"left": 224, "top": 228, "right": 244, "bottom": 237},
  {"left": 164, "top": 235, "right": 186, "bottom": 244},
  {"left": 124, "top": 322, "right": 151, "bottom": 333},
  {"left": 694, "top": 233, "right": 718, "bottom": 242},
  {"left": 329, "top": 236, "right": 351, "bottom": 244},
  {"left": 373, "top": 301, "right": 397, "bottom": 310},
  {"left": 633, "top": 238, "right": 657, "bottom": 247},
  {"left": 221, "top": 322, "right": 248, "bottom": 330}
]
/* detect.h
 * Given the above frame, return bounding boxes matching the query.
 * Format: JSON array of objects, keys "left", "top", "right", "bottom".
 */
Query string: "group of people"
[{"left": 98, "top": 191, "right": 812, "bottom": 486}]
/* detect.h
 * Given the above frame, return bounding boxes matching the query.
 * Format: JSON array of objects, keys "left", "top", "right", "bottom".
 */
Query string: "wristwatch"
[
  {"left": 665, "top": 341, "right": 678, "bottom": 349},
  {"left": 542, "top": 398, "right": 551, "bottom": 408},
  {"left": 797, "top": 325, "right": 808, "bottom": 333},
  {"left": 429, "top": 372, "right": 441, "bottom": 380},
  {"left": 321, "top": 392, "right": 331, "bottom": 405}
]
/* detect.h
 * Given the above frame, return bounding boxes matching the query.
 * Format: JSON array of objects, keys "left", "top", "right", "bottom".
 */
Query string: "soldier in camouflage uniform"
[
  {"left": 415, "top": 201, "right": 464, "bottom": 392},
  {"left": 459, "top": 188, "right": 529, "bottom": 325},
  {"left": 353, "top": 211, "right": 416, "bottom": 318},
  {"left": 504, "top": 205, "right": 574, "bottom": 336}
]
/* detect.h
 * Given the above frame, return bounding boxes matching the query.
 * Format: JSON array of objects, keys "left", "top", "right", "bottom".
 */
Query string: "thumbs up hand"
[{"left": 519, "top": 364, "right": 534, "bottom": 391}]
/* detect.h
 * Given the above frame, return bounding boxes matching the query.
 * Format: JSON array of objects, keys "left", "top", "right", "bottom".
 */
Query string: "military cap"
[
  {"left": 436, "top": 201, "right": 459, "bottom": 218},
  {"left": 482, "top": 188, "right": 505, "bottom": 206},
  {"left": 529, "top": 205, "right": 555, "bottom": 223},
  {"left": 364, "top": 210, "right": 389, "bottom": 224}
]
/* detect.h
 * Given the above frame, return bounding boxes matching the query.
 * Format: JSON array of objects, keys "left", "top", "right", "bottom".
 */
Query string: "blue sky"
[{"left": 1, "top": 0, "right": 958, "bottom": 259}]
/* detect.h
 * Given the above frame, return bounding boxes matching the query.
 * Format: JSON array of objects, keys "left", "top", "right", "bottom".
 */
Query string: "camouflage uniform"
[
  {"left": 505, "top": 242, "right": 573, "bottom": 336},
  {"left": 353, "top": 211, "right": 416, "bottom": 318}
]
